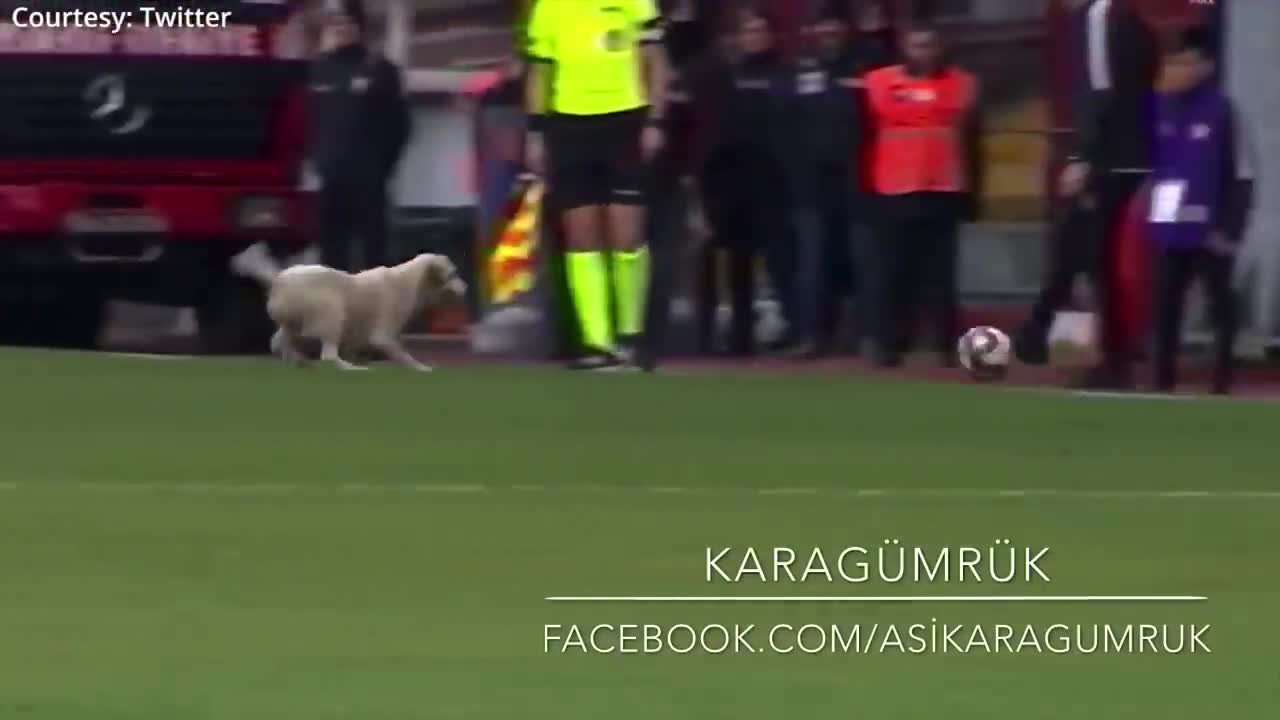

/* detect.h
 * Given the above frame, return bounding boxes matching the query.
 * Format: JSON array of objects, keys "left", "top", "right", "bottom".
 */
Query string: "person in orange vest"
[{"left": 862, "top": 21, "right": 982, "bottom": 367}]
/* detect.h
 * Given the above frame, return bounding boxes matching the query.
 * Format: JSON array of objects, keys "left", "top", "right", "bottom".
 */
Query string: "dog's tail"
[{"left": 229, "top": 242, "right": 283, "bottom": 288}]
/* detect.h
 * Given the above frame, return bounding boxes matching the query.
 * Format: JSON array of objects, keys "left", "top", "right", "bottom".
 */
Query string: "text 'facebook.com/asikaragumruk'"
[{"left": 543, "top": 622, "right": 1211, "bottom": 655}]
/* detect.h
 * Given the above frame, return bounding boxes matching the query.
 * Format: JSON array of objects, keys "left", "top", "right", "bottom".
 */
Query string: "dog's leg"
[
  {"left": 372, "top": 338, "right": 433, "bottom": 372},
  {"left": 321, "top": 340, "right": 367, "bottom": 371},
  {"left": 273, "top": 328, "right": 313, "bottom": 367}
]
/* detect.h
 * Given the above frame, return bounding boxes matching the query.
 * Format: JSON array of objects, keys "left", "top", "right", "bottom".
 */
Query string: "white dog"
[{"left": 230, "top": 243, "right": 466, "bottom": 371}]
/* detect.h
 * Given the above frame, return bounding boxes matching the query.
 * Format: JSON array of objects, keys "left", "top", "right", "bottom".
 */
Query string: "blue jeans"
[
  {"left": 847, "top": 220, "right": 876, "bottom": 351},
  {"left": 791, "top": 194, "right": 865, "bottom": 349},
  {"left": 791, "top": 204, "right": 824, "bottom": 343}
]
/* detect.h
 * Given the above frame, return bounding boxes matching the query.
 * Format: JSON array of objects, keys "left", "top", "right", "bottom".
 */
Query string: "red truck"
[{"left": 0, "top": 0, "right": 312, "bottom": 352}]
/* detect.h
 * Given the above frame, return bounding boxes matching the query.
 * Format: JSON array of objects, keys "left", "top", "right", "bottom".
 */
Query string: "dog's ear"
[
  {"left": 425, "top": 255, "right": 450, "bottom": 285},
  {"left": 413, "top": 255, "right": 444, "bottom": 308}
]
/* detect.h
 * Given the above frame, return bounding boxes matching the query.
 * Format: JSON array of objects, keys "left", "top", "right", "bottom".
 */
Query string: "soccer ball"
[{"left": 957, "top": 326, "right": 1012, "bottom": 382}]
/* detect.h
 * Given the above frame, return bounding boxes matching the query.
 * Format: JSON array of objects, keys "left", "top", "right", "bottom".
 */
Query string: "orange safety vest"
[{"left": 864, "top": 65, "right": 977, "bottom": 195}]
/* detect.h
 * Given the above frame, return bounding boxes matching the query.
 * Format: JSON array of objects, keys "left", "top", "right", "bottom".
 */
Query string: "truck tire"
[
  {"left": 0, "top": 286, "right": 104, "bottom": 350},
  {"left": 196, "top": 279, "right": 273, "bottom": 355},
  {"left": 45, "top": 289, "right": 107, "bottom": 349}
]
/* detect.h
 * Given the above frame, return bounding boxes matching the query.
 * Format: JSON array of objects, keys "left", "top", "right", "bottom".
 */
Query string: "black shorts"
[{"left": 546, "top": 109, "right": 646, "bottom": 209}]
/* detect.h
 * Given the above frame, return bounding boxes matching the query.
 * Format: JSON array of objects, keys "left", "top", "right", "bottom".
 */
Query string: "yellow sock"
[
  {"left": 612, "top": 246, "right": 649, "bottom": 337},
  {"left": 566, "top": 251, "right": 613, "bottom": 351}
]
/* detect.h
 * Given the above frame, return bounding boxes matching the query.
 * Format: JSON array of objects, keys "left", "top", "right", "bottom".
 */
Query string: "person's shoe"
[
  {"left": 568, "top": 349, "right": 626, "bottom": 372},
  {"left": 615, "top": 335, "right": 641, "bottom": 366},
  {"left": 1014, "top": 325, "right": 1049, "bottom": 366},
  {"left": 635, "top": 349, "right": 659, "bottom": 373}
]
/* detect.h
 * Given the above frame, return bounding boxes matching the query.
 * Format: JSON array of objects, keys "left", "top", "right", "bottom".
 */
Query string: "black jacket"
[
  {"left": 655, "top": 17, "right": 712, "bottom": 180},
  {"left": 795, "top": 54, "right": 857, "bottom": 166},
  {"left": 1070, "top": 0, "right": 1157, "bottom": 173},
  {"left": 307, "top": 44, "right": 412, "bottom": 187},
  {"left": 1211, "top": 100, "right": 1253, "bottom": 244},
  {"left": 701, "top": 54, "right": 792, "bottom": 185}
]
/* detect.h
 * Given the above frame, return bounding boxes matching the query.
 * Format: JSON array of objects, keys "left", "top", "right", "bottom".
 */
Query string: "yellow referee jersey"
[{"left": 523, "top": 0, "right": 663, "bottom": 116}]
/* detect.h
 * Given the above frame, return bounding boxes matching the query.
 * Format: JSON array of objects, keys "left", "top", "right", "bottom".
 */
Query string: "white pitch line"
[
  {"left": 1070, "top": 390, "right": 1194, "bottom": 401},
  {"left": 757, "top": 488, "right": 820, "bottom": 496},
  {"left": 406, "top": 484, "right": 488, "bottom": 494},
  {"left": 1, "top": 482, "right": 1279, "bottom": 501}
]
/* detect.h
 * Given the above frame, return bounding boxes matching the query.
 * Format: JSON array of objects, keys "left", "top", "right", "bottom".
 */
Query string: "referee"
[{"left": 523, "top": 0, "right": 669, "bottom": 370}]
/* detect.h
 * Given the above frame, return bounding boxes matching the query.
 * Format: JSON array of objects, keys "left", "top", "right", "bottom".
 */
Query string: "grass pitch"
[{"left": 1, "top": 350, "right": 1277, "bottom": 719}]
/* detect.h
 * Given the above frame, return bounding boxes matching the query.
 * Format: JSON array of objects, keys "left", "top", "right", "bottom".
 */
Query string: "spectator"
[
  {"left": 786, "top": 1, "right": 862, "bottom": 358},
  {"left": 695, "top": 4, "right": 792, "bottom": 356},
  {"left": 849, "top": 0, "right": 896, "bottom": 70},
  {"left": 784, "top": 0, "right": 898, "bottom": 360},
  {"left": 863, "top": 21, "right": 982, "bottom": 367},
  {"left": 307, "top": 0, "right": 411, "bottom": 272},
  {"left": 1014, "top": 0, "right": 1157, "bottom": 390},
  {"left": 1148, "top": 27, "right": 1252, "bottom": 395},
  {"left": 639, "top": 0, "right": 713, "bottom": 371}
]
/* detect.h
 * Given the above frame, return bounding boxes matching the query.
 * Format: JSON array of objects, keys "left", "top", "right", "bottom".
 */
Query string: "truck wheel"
[
  {"left": 0, "top": 300, "right": 37, "bottom": 346},
  {"left": 45, "top": 289, "right": 107, "bottom": 350},
  {"left": 0, "top": 287, "right": 104, "bottom": 350},
  {"left": 197, "top": 280, "right": 274, "bottom": 355}
]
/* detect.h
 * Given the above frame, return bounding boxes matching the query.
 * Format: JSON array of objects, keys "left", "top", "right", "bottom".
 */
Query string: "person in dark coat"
[
  {"left": 695, "top": 3, "right": 793, "bottom": 356},
  {"left": 785, "top": 2, "right": 860, "bottom": 357},
  {"left": 784, "top": 0, "right": 896, "bottom": 359},
  {"left": 307, "top": 0, "right": 412, "bottom": 272},
  {"left": 1014, "top": 0, "right": 1157, "bottom": 389},
  {"left": 1147, "top": 28, "right": 1252, "bottom": 395},
  {"left": 638, "top": 0, "right": 714, "bottom": 370}
]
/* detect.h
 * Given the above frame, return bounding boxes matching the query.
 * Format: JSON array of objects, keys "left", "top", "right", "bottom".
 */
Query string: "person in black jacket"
[
  {"left": 695, "top": 4, "right": 792, "bottom": 356},
  {"left": 307, "top": 0, "right": 412, "bottom": 272},
  {"left": 786, "top": 2, "right": 860, "bottom": 358},
  {"left": 638, "top": 0, "right": 714, "bottom": 370},
  {"left": 1014, "top": 0, "right": 1157, "bottom": 389},
  {"left": 783, "top": 0, "right": 896, "bottom": 359}
]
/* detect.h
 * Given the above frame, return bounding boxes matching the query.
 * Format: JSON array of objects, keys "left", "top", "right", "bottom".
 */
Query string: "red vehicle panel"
[{"left": 0, "top": 0, "right": 313, "bottom": 352}]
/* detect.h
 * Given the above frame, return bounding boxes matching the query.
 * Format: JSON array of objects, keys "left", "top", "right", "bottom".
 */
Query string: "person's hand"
[
  {"left": 641, "top": 124, "right": 665, "bottom": 163},
  {"left": 1059, "top": 161, "right": 1090, "bottom": 198},
  {"left": 1206, "top": 232, "right": 1237, "bottom": 257},
  {"left": 524, "top": 132, "right": 546, "bottom": 177}
]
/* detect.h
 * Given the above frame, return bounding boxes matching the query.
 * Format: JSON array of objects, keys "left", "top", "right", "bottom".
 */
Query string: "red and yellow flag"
[{"left": 488, "top": 178, "right": 542, "bottom": 305}]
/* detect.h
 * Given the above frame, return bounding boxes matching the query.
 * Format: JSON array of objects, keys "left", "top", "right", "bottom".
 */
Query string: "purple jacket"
[{"left": 1148, "top": 83, "right": 1248, "bottom": 249}]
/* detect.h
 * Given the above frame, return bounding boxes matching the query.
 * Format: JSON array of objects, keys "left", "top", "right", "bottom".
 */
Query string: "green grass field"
[{"left": 1, "top": 350, "right": 1278, "bottom": 719}]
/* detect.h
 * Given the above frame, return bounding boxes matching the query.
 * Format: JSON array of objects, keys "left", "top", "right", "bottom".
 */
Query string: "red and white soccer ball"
[{"left": 957, "top": 326, "right": 1012, "bottom": 382}]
